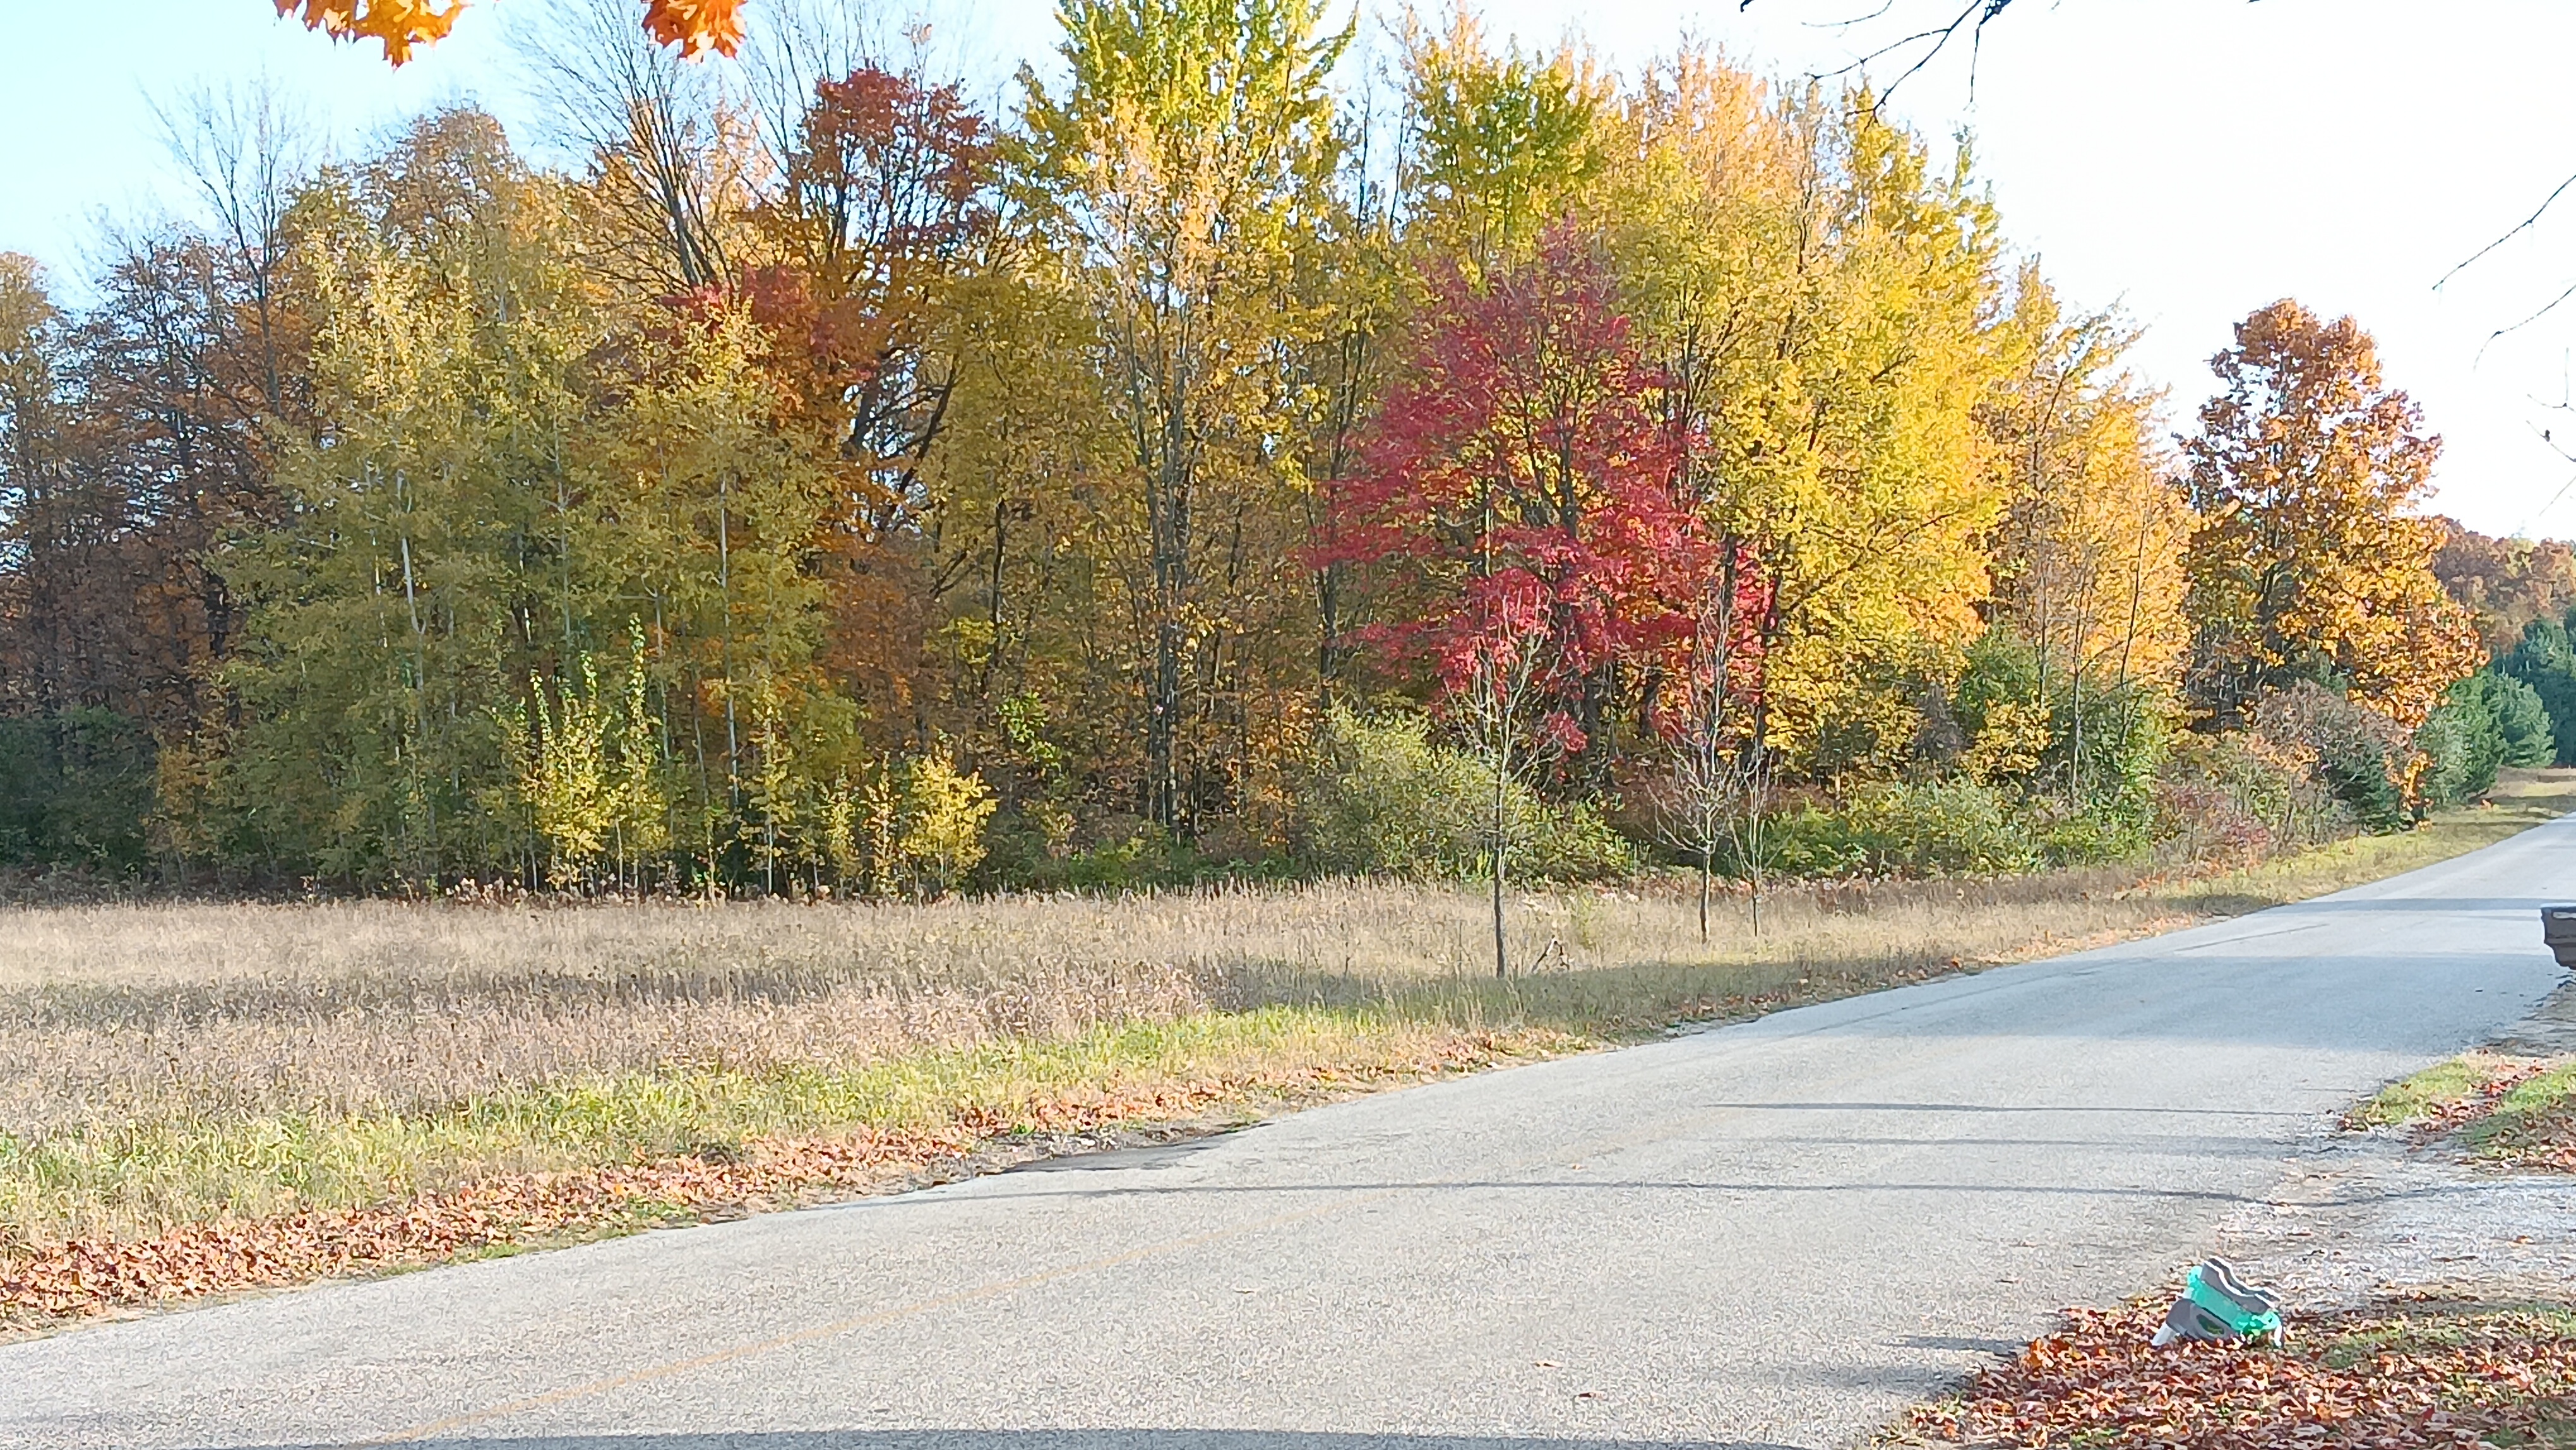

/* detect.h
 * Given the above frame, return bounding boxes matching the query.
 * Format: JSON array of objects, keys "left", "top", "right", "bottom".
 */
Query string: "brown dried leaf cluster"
[
  {"left": 2424, "top": 1062, "right": 2559, "bottom": 1142},
  {"left": 0, "top": 1043, "right": 1506, "bottom": 1333},
  {"left": 1902, "top": 1301, "right": 2576, "bottom": 1448}
]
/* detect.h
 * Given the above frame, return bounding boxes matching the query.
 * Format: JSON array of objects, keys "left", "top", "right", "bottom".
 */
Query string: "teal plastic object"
[{"left": 2183, "top": 1264, "right": 2282, "bottom": 1340}]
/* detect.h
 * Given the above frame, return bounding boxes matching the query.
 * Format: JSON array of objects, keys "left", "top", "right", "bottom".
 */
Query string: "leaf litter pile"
[
  {"left": 0, "top": 1038, "right": 1525, "bottom": 1335},
  {"left": 2400, "top": 1061, "right": 2558, "bottom": 1139},
  {"left": 2457, "top": 1063, "right": 2576, "bottom": 1173},
  {"left": 1900, "top": 1298, "right": 2576, "bottom": 1448}
]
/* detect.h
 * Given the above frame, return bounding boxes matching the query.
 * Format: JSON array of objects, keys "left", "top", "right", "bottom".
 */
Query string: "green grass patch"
[
  {"left": 2319, "top": 1303, "right": 2576, "bottom": 1369},
  {"left": 0, "top": 1005, "right": 1546, "bottom": 1247},
  {"left": 2351, "top": 1055, "right": 2502, "bottom": 1129},
  {"left": 2471, "top": 1061, "right": 2576, "bottom": 1160},
  {"left": 2344, "top": 1052, "right": 2576, "bottom": 1171}
]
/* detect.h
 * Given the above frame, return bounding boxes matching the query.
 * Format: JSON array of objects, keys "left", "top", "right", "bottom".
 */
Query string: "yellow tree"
[
  {"left": 1019, "top": 0, "right": 1345, "bottom": 834},
  {"left": 1397, "top": 15, "right": 1611, "bottom": 280},
  {"left": 1980, "top": 265, "right": 2193, "bottom": 792},
  {"left": 215, "top": 109, "right": 600, "bottom": 881},
  {"left": 576, "top": 302, "right": 851, "bottom": 878},
  {"left": 1604, "top": 64, "right": 2012, "bottom": 777},
  {"left": 2183, "top": 299, "right": 2479, "bottom": 729}
]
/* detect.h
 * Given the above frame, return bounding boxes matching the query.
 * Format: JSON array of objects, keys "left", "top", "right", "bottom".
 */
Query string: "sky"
[{"left": 6, "top": 0, "right": 2576, "bottom": 536}]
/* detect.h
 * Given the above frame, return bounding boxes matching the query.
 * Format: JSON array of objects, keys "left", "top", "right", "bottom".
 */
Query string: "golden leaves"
[
  {"left": 275, "top": 0, "right": 464, "bottom": 65},
  {"left": 640, "top": 0, "right": 746, "bottom": 57},
  {"left": 275, "top": 0, "right": 744, "bottom": 65}
]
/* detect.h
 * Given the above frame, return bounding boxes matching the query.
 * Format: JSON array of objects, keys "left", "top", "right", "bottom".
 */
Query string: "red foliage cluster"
[
  {"left": 764, "top": 66, "right": 994, "bottom": 476},
  {"left": 1906, "top": 1300, "right": 2576, "bottom": 1447},
  {"left": 1320, "top": 225, "right": 1755, "bottom": 754}
]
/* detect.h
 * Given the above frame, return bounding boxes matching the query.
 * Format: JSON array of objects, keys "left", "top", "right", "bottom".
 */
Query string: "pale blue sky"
[{"left": 6, "top": 0, "right": 2575, "bottom": 536}]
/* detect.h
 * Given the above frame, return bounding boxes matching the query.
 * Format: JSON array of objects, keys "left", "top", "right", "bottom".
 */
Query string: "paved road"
[{"left": 11, "top": 820, "right": 2576, "bottom": 1450}]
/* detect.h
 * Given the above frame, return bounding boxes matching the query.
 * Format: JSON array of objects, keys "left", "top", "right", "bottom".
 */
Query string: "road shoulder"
[{"left": 1887, "top": 981, "right": 2576, "bottom": 1447}]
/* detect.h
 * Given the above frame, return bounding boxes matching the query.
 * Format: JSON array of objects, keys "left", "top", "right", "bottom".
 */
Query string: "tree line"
[{"left": 0, "top": 0, "right": 2507, "bottom": 902}]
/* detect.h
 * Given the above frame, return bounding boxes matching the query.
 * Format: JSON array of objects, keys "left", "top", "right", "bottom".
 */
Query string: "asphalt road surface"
[{"left": 11, "top": 818, "right": 2576, "bottom": 1450}]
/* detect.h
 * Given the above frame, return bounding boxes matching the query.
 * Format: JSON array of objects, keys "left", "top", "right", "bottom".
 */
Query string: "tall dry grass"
[
  {"left": 1, "top": 781, "right": 2563, "bottom": 1248},
  {"left": 3, "top": 868, "right": 2217, "bottom": 1135}
]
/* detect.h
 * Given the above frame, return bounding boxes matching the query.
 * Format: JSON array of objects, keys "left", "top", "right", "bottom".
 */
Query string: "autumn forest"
[{"left": 0, "top": 0, "right": 2552, "bottom": 907}]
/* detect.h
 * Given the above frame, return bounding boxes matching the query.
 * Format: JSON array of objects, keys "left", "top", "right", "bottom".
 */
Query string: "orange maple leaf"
[
  {"left": 277, "top": 0, "right": 744, "bottom": 64},
  {"left": 641, "top": 0, "right": 746, "bottom": 57},
  {"left": 275, "top": 0, "right": 466, "bottom": 65}
]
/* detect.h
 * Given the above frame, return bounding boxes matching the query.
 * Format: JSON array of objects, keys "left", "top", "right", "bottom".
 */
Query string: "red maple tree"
[
  {"left": 1322, "top": 225, "right": 1706, "bottom": 755},
  {"left": 1321, "top": 225, "right": 1731, "bottom": 974}
]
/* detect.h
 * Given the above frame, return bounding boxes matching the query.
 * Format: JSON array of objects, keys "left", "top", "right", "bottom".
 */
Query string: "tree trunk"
[
  {"left": 1698, "top": 842, "right": 1712, "bottom": 943},
  {"left": 1491, "top": 746, "right": 1509, "bottom": 980}
]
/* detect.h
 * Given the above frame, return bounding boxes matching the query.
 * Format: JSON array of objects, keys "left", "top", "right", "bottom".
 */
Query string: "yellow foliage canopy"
[
  {"left": 2184, "top": 299, "right": 2480, "bottom": 729},
  {"left": 1983, "top": 265, "right": 2194, "bottom": 696}
]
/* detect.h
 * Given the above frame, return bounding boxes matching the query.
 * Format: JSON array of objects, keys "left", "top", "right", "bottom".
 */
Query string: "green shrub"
[
  {"left": 1766, "top": 779, "right": 2043, "bottom": 878},
  {"left": 2500, "top": 616, "right": 2576, "bottom": 765},
  {"left": 1297, "top": 707, "right": 1632, "bottom": 881},
  {"left": 2414, "top": 705, "right": 2495, "bottom": 810},
  {"left": 2471, "top": 670, "right": 2553, "bottom": 769},
  {"left": 2032, "top": 801, "right": 2154, "bottom": 868},
  {"left": 2416, "top": 674, "right": 2512, "bottom": 809},
  {"left": 0, "top": 710, "right": 157, "bottom": 872}
]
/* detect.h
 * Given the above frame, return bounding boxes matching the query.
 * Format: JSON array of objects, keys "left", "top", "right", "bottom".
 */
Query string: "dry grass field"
[{"left": 3, "top": 774, "right": 2568, "bottom": 1326}]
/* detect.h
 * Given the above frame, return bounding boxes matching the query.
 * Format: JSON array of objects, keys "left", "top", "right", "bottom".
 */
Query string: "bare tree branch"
[
  {"left": 1739, "top": 1, "right": 2260, "bottom": 106},
  {"left": 2474, "top": 276, "right": 2576, "bottom": 362},
  {"left": 2439, "top": 171, "right": 2576, "bottom": 293}
]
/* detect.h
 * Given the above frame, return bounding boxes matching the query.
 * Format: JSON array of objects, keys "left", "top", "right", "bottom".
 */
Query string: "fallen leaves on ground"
[
  {"left": 2345, "top": 1053, "right": 2576, "bottom": 1173},
  {"left": 1899, "top": 1299, "right": 2576, "bottom": 1447},
  {"left": 2413, "top": 1059, "right": 2558, "bottom": 1140},
  {"left": 2471, "top": 1072, "right": 2576, "bottom": 1175},
  {"left": 0, "top": 1035, "right": 1532, "bottom": 1333}
]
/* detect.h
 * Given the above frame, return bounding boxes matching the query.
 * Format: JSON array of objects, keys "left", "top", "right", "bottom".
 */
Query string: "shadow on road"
[{"left": 232, "top": 1434, "right": 1808, "bottom": 1450}]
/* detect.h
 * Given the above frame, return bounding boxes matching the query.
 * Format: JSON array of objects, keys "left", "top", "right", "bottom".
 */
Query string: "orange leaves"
[
  {"left": 2185, "top": 300, "right": 2480, "bottom": 730},
  {"left": 275, "top": 0, "right": 465, "bottom": 64},
  {"left": 275, "top": 0, "right": 744, "bottom": 65},
  {"left": 1906, "top": 1300, "right": 2576, "bottom": 1448},
  {"left": 640, "top": 0, "right": 747, "bottom": 57},
  {"left": 0, "top": 1036, "right": 1525, "bottom": 1331},
  {"left": 1, "top": 1130, "right": 945, "bottom": 1326}
]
